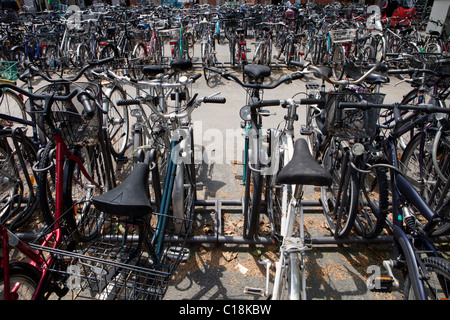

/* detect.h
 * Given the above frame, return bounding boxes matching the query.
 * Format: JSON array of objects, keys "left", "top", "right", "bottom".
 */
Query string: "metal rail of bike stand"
[{"left": 184, "top": 199, "right": 401, "bottom": 246}]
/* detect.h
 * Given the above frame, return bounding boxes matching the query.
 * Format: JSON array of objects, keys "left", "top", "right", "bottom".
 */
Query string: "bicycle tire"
[
  {"left": 401, "top": 131, "right": 450, "bottom": 237},
  {"left": 131, "top": 42, "right": 146, "bottom": 80},
  {"left": 75, "top": 43, "right": 91, "bottom": 69},
  {"left": 0, "top": 262, "right": 41, "bottom": 300},
  {"left": 62, "top": 141, "right": 112, "bottom": 242},
  {"left": 332, "top": 44, "right": 345, "bottom": 80},
  {"left": 404, "top": 256, "right": 450, "bottom": 300},
  {"left": 354, "top": 166, "right": 390, "bottom": 239},
  {"left": 11, "top": 47, "right": 26, "bottom": 73},
  {"left": 36, "top": 141, "right": 56, "bottom": 226},
  {"left": 0, "top": 89, "right": 27, "bottom": 122},
  {"left": 266, "top": 132, "right": 290, "bottom": 239},
  {"left": 44, "top": 44, "right": 62, "bottom": 78},
  {"left": 321, "top": 138, "right": 359, "bottom": 238},
  {"left": 243, "top": 128, "right": 263, "bottom": 239},
  {"left": 105, "top": 85, "right": 129, "bottom": 158},
  {"left": 171, "top": 130, "right": 195, "bottom": 235},
  {"left": 275, "top": 252, "right": 303, "bottom": 300},
  {"left": 0, "top": 130, "right": 38, "bottom": 229}
]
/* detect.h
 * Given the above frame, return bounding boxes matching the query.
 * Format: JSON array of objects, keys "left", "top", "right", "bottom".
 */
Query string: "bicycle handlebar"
[
  {"left": 0, "top": 82, "right": 95, "bottom": 118},
  {"left": 338, "top": 101, "right": 450, "bottom": 115},
  {"left": 19, "top": 57, "right": 115, "bottom": 83},
  {"left": 206, "top": 67, "right": 303, "bottom": 90}
]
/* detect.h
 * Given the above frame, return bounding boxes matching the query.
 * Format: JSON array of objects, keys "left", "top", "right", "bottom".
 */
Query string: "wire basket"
[
  {"left": 0, "top": 61, "right": 18, "bottom": 81},
  {"left": 328, "top": 29, "right": 356, "bottom": 43},
  {"left": 25, "top": 82, "right": 100, "bottom": 147},
  {"left": 30, "top": 209, "right": 193, "bottom": 300},
  {"left": 323, "top": 91, "right": 385, "bottom": 140}
]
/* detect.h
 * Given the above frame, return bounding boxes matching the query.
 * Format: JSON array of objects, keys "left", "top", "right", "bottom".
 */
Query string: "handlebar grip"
[
  {"left": 116, "top": 99, "right": 141, "bottom": 106},
  {"left": 203, "top": 97, "right": 226, "bottom": 104},
  {"left": 339, "top": 102, "right": 369, "bottom": 109},
  {"left": 257, "top": 100, "right": 280, "bottom": 107},
  {"left": 290, "top": 61, "right": 305, "bottom": 68},
  {"left": 291, "top": 73, "right": 304, "bottom": 80},
  {"left": 77, "top": 92, "right": 95, "bottom": 118},
  {"left": 388, "top": 69, "right": 410, "bottom": 75},
  {"left": 299, "top": 98, "right": 326, "bottom": 105},
  {"left": 192, "top": 73, "right": 202, "bottom": 82}
]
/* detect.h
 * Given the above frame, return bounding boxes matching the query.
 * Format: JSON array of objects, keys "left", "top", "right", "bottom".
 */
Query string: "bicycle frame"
[
  {"left": 0, "top": 82, "right": 106, "bottom": 300},
  {"left": 383, "top": 134, "right": 444, "bottom": 300}
]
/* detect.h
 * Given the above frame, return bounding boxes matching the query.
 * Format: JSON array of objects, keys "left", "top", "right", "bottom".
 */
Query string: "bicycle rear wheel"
[
  {"left": 0, "top": 130, "right": 38, "bottom": 229},
  {"left": 62, "top": 141, "right": 113, "bottom": 242}
]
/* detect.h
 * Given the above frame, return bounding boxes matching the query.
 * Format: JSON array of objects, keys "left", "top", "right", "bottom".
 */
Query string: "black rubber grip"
[
  {"left": 290, "top": 61, "right": 305, "bottom": 68},
  {"left": 388, "top": 69, "right": 410, "bottom": 75},
  {"left": 258, "top": 100, "right": 280, "bottom": 107},
  {"left": 203, "top": 97, "right": 226, "bottom": 104},
  {"left": 299, "top": 98, "right": 326, "bottom": 105},
  {"left": 192, "top": 73, "right": 202, "bottom": 82},
  {"left": 116, "top": 99, "right": 141, "bottom": 106}
]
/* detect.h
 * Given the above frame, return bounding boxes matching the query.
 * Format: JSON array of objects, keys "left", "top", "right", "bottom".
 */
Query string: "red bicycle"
[{"left": 0, "top": 77, "right": 113, "bottom": 299}]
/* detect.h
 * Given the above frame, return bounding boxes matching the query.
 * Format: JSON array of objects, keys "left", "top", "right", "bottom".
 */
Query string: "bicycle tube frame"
[
  {"left": 154, "top": 139, "right": 178, "bottom": 258},
  {"left": 386, "top": 137, "right": 441, "bottom": 299}
]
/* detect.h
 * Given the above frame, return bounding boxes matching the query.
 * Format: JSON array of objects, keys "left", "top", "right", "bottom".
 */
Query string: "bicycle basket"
[
  {"left": 30, "top": 209, "right": 192, "bottom": 300},
  {"left": 25, "top": 82, "right": 100, "bottom": 147},
  {"left": 0, "top": 61, "right": 18, "bottom": 81},
  {"left": 323, "top": 91, "right": 385, "bottom": 140},
  {"left": 328, "top": 29, "right": 356, "bottom": 43}
]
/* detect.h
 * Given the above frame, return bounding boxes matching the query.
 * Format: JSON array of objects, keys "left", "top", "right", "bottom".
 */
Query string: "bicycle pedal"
[
  {"left": 244, "top": 286, "right": 267, "bottom": 296},
  {"left": 368, "top": 276, "right": 395, "bottom": 293},
  {"left": 116, "top": 156, "right": 128, "bottom": 165},
  {"left": 300, "top": 125, "right": 313, "bottom": 135}
]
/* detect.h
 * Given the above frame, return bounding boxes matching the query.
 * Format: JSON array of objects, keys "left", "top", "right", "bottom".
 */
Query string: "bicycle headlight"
[
  {"left": 130, "top": 108, "right": 143, "bottom": 118},
  {"left": 352, "top": 143, "right": 365, "bottom": 156},
  {"left": 240, "top": 105, "right": 251, "bottom": 121}
]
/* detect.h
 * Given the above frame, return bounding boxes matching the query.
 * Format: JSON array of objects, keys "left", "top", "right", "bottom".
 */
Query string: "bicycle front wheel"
[
  {"left": 105, "top": 85, "right": 129, "bottom": 158},
  {"left": 63, "top": 141, "right": 113, "bottom": 242},
  {"left": 243, "top": 129, "right": 263, "bottom": 239},
  {"left": 0, "top": 262, "right": 40, "bottom": 300},
  {"left": 275, "top": 252, "right": 304, "bottom": 300},
  {"left": 404, "top": 257, "right": 450, "bottom": 300},
  {"left": 321, "top": 138, "right": 358, "bottom": 238}
]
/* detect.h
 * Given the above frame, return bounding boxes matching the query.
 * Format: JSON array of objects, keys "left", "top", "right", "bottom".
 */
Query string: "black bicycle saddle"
[
  {"left": 92, "top": 162, "right": 152, "bottom": 218},
  {"left": 244, "top": 64, "right": 271, "bottom": 82},
  {"left": 170, "top": 58, "right": 193, "bottom": 71},
  {"left": 277, "top": 138, "right": 332, "bottom": 186},
  {"left": 143, "top": 65, "right": 165, "bottom": 77}
]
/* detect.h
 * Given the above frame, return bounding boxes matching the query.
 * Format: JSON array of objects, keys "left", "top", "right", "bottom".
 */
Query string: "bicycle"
[
  {"left": 0, "top": 82, "right": 105, "bottom": 300},
  {"left": 76, "top": 73, "right": 226, "bottom": 300},
  {"left": 131, "top": 20, "right": 164, "bottom": 80},
  {"left": 340, "top": 99, "right": 450, "bottom": 300},
  {"left": 244, "top": 96, "right": 332, "bottom": 300},
  {"left": 290, "top": 61, "right": 390, "bottom": 238},
  {"left": 207, "top": 64, "right": 304, "bottom": 239}
]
